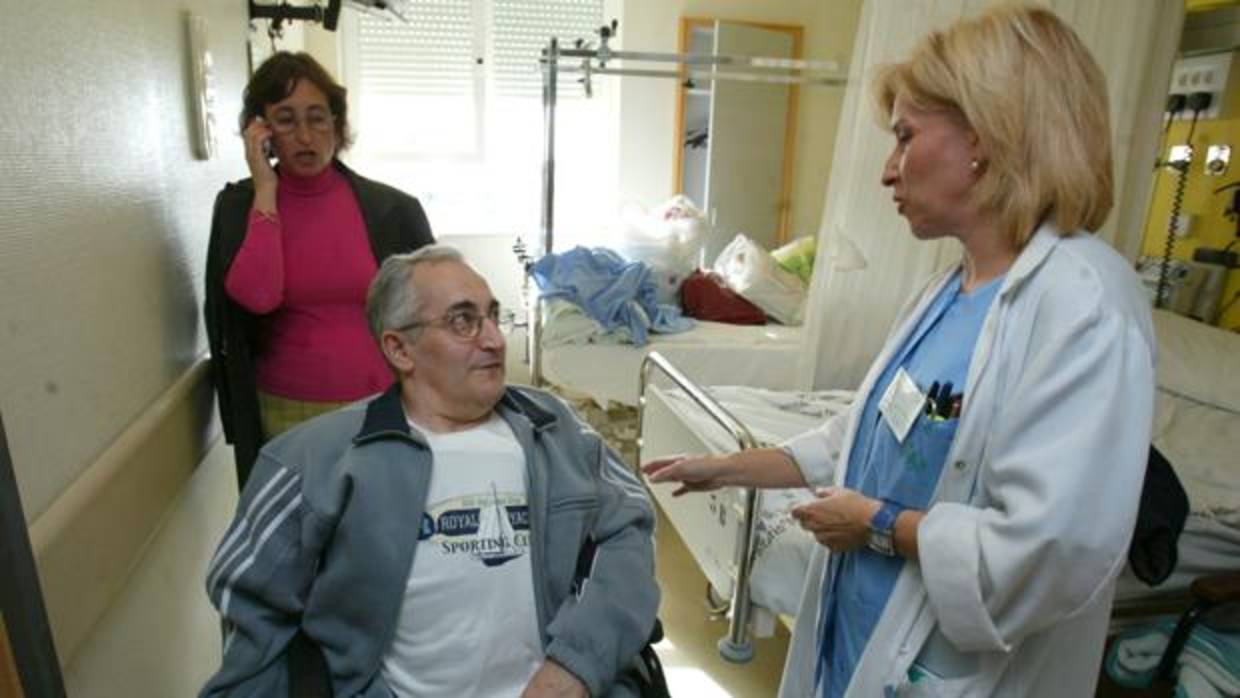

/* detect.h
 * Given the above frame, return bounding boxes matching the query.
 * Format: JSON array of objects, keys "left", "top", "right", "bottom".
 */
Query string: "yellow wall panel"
[
  {"left": 1186, "top": 0, "right": 1240, "bottom": 13},
  {"left": 1141, "top": 116, "right": 1240, "bottom": 329}
]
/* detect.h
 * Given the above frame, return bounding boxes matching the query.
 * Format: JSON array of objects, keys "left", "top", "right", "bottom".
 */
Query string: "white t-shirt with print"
[{"left": 380, "top": 413, "right": 544, "bottom": 697}]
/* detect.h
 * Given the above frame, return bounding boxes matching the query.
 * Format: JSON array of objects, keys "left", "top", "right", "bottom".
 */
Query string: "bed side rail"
[{"left": 638, "top": 351, "right": 762, "bottom": 663}]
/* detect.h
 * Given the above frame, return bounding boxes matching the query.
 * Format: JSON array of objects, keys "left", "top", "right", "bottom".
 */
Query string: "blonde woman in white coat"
[{"left": 643, "top": 6, "right": 1155, "bottom": 696}]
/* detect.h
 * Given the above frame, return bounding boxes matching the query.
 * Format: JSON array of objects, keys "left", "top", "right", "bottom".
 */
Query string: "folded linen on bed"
[
  {"left": 541, "top": 300, "right": 634, "bottom": 347},
  {"left": 1105, "top": 618, "right": 1240, "bottom": 697},
  {"left": 532, "top": 246, "right": 693, "bottom": 346}
]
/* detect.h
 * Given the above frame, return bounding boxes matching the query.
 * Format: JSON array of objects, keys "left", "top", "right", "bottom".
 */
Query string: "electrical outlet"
[
  {"left": 1206, "top": 145, "right": 1230, "bottom": 176},
  {"left": 1169, "top": 53, "right": 1231, "bottom": 120},
  {"left": 1168, "top": 144, "right": 1193, "bottom": 168}
]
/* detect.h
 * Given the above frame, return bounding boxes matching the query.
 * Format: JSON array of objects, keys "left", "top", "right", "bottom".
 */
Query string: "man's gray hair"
[{"left": 366, "top": 244, "right": 466, "bottom": 342}]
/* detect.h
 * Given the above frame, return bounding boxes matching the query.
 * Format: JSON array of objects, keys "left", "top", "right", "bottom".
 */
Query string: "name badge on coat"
[{"left": 879, "top": 367, "right": 923, "bottom": 444}]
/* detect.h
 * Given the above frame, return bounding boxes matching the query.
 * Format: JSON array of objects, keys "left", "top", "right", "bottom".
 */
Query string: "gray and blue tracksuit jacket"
[{"left": 201, "top": 384, "right": 659, "bottom": 697}]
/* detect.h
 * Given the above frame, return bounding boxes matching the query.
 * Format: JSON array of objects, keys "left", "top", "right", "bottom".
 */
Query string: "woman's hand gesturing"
[{"left": 642, "top": 454, "right": 731, "bottom": 497}]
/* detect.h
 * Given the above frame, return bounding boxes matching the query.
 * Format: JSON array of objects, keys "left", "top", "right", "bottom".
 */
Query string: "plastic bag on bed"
[
  {"left": 713, "top": 233, "right": 807, "bottom": 325},
  {"left": 610, "top": 196, "right": 710, "bottom": 305},
  {"left": 771, "top": 235, "right": 817, "bottom": 285}
]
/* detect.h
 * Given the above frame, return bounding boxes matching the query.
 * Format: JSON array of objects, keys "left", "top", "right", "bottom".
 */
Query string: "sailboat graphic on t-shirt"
[{"left": 475, "top": 482, "right": 521, "bottom": 567}]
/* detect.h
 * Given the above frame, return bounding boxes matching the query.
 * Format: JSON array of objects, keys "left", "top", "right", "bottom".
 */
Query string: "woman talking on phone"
[{"left": 206, "top": 52, "right": 433, "bottom": 485}]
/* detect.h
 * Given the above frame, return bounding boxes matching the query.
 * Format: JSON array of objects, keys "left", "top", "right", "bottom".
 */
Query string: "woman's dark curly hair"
[{"left": 240, "top": 51, "right": 352, "bottom": 150}]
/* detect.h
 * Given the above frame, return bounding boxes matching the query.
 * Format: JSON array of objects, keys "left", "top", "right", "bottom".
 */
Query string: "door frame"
[
  {"left": 672, "top": 16, "right": 803, "bottom": 246},
  {"left": 0, "top": 411, "right": 66, "bottom": 697}
]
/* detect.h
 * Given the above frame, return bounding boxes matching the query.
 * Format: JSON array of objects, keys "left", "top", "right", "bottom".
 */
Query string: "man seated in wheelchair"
[{"left": 201, "top": 245, "right": 659, "bottom": 697}]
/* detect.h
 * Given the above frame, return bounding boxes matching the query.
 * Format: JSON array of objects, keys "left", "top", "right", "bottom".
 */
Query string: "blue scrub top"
[{"left": 817, "top": 271, "right": 1003, "bottom": 698}]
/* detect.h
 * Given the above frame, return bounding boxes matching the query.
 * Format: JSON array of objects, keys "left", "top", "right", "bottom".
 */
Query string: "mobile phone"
[{"left": 253, "top": 116, "right": 275, "bottom": 159}]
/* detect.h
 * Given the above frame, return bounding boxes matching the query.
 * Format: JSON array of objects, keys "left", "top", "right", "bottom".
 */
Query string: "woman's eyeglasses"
[
  {"left": 397, "top": 304, "right": 514, "bottom": 340},
  {"left": 268, "top": 108, "right": 335, "bottom": 135}
]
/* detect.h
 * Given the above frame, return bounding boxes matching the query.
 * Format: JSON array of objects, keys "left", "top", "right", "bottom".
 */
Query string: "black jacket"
[{"left": 204, "top": 160, "right": 433, "bottom": 485}]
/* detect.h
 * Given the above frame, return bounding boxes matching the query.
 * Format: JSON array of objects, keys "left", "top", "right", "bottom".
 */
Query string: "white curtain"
[{"left": 797, "top": 0, "right": 1183, "bottom": 391}]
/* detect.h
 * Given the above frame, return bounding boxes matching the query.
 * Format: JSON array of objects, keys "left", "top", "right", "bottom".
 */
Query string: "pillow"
[{"left": 1153, "top": 310, "right": 1240, "bottom": 413}]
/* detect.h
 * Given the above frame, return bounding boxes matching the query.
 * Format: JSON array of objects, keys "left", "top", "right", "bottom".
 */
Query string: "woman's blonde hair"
[{"left": 873, "top": 4, "right": 1113, "bottom": 247}]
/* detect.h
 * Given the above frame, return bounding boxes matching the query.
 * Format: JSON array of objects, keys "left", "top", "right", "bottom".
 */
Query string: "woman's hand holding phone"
[
  {"left": 243, "top": 117, "right": 278, "bottom": 184},
  {"left": 243, "top": 117, "right": 279, "bottom": 216}
]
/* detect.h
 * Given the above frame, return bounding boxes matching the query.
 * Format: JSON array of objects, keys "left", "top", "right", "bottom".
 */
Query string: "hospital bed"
[
  {"left": 1112, "top": 310, "right": 1240, "bottom": 626},
  {"left": 636, "top": 352, "right": 851, "bottom": 662},
  {"left": 637, "top": 309, "right": 1240, "bottom": 664}
]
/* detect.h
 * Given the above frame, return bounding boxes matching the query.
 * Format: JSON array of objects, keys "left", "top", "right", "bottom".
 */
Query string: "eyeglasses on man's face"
[
  {"left": 397, "top": 302, "right": 513, "bottom": 340},
  {"left": 268, "top": 106, "right": 335, "bottom": 135}
]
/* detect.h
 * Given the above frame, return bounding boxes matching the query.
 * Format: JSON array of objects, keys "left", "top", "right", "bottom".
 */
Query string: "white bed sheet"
[{"left": 542, "top": 321, "right": 803, "bottom": 407}]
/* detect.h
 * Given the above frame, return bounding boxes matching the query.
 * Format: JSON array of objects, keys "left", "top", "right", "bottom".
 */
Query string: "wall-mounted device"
[
  {"left": 247, "top": 0, "right": 414, "bottom": 34},
  {"left": 1142, "top": 50, "right": 1240, "bottom": 328},
  {"left": 187, "top": 14, "right": 218, "bottom": 160},
  {"left": 248, "top": 0, "right": 342, "bottom": 33},
  {"left": 1137, "top": 256, "right": 1228, "bottom": 323},
  {"left": 1153, "top": 91, "right": 1214, "bottom": 307},
  {"left": 1206, "top": 144, "right": 1231, "bottom": 176},
  {"left": 1168, "top": 52, "right": 1234, "bottom": 121}
]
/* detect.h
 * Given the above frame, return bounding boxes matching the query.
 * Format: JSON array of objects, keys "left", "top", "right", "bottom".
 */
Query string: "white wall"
[
  {"left": 615, "top": 0, "right": 864, "bottom": 243},
  {"left": 441, "top": 233, "right": 529, "bottom": 313},
  {"left": 1, "top": 0, "right": 246, "bottom": 524},
  {"left": 0, "top": 0, "right": 253, "bottom": 688},
  {"left": 62, "top": 441, "right": 237, "bottom": 698}
]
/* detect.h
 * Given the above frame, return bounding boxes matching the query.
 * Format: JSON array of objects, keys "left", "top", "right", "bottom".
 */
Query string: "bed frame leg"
[
  {"left": 718, "top": 486, "right": 762, "bottom": 664},
  {"left": 717, "top": 636, "right": 755, "bottom": 664}
]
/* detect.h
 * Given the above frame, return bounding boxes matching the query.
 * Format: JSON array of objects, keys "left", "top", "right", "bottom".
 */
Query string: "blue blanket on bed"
[{"left": 531, "top": 247, "right": 693, "bottom": 346}]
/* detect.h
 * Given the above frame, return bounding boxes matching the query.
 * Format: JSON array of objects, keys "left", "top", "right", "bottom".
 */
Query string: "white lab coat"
[{"left": 778, "top": 224, "right": 1155, "bottom": 697}]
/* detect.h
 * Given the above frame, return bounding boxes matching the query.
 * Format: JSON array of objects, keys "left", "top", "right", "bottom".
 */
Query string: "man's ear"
[{"left": 381, "top": 330, "right": 415, "bottom": 373}]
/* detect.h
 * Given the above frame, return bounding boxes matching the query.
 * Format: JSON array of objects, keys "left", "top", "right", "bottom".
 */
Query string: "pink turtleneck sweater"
[{"left": 223, "top": 166, "right": 391, "bottom": 401}]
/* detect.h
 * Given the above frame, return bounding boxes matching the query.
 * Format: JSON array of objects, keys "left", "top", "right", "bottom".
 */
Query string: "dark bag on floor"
[{"left": 1129, "top": 444, "right": 1189, "bottom": 586}]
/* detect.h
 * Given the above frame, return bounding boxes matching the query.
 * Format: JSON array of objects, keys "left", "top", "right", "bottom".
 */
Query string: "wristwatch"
[{"left": 867, "top": 501, "right": 904, "bottom": 556}]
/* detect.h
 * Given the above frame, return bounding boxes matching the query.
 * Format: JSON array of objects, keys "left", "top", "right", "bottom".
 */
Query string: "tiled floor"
[{"left": 652, "top": 505, "right": 790, "bottom": 698}]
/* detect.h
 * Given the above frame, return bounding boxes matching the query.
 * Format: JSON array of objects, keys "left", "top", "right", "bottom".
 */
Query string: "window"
[{"left": 342, "top": 0, "right": 616, "bottom": 239}]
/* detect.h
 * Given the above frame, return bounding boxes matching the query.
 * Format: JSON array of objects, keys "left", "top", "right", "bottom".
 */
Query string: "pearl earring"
[{"left": 970, "top": 159, "right": 980, "bottom": 171}]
